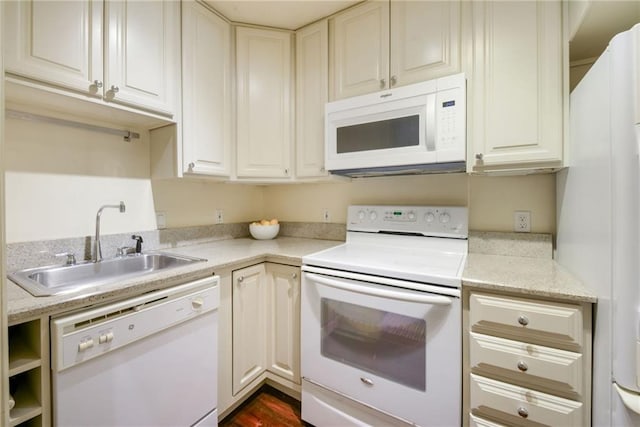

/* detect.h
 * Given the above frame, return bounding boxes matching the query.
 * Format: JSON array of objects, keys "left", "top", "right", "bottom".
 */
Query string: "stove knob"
[
  {"left": 369, "top": 211, "right": 378, "bottom": 221},
  {"left": 425, "top": 212, "right": 435, "bottom": 223},
  {"left": 358, "top": 210, "right": 366, "bottom": 220},
  {"left": 408, "top": 211, "right": 416, "bottom": 220},
  {"left": 439, "top": 213, "right": 451, "bottom": 223}
]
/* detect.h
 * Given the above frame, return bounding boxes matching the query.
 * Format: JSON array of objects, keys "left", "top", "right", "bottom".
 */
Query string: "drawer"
[
  {"left": 469, "top": 413, "right": 505, "bottom": 427},
  {"left": 470, "top": 332, "right": 583, "bottom": 400},
  {"left": 469, "top": 293, "right": 583, "bottom": 351},
  {"left": 470, "top": 374, "right": 583, "bottom": 426}
]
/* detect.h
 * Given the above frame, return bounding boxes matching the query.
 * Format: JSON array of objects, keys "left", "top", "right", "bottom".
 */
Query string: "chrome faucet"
[{"left": 93, "top": 202, "right": 126, "bottom": 262}]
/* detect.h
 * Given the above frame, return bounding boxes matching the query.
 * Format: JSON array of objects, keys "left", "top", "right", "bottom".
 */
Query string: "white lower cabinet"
[
  {"left": 232, "top": 264, "right": 267, "bottom": 395},
  {"left": 266, "top": 263, "right": 301, "bottom": 383},
  {"left": 7, "top": 317, "right": 50, "bottom": 427},
  {"left": 226, "top": 262, "right": 301, "bottom": 415},
  {"left": 465, "top": 291, "right": 591, "bottom": 426}
]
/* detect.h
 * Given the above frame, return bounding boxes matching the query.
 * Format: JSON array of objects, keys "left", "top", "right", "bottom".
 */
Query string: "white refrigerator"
[{"left": 557, "top": 23, "right": 640, "bottom": 426}]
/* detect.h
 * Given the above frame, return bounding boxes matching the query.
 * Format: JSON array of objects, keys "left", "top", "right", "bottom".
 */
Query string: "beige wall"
[
  {"left": 152, "top": 180, "right": 264, "bottom": 228},
  {"left": 5, "top": 118, "right": 556, "bottom": 242},
  {"left": 266, "top": 174, "right": 555, "bottom": 234}
]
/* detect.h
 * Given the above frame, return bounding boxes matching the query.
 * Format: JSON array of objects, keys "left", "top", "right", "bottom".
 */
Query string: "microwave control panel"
[{"left": 436, "top": 87, "right": 464, "bottom": 151}]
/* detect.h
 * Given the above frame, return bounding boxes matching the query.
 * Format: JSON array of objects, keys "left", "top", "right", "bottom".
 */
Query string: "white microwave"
[{"left": 325, "top": 73, "right": 466, "bottom": 177}]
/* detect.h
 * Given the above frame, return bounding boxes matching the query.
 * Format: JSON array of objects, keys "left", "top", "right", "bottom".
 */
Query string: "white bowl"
[{"left": 249, "top": 223, "right": 280, "bottom": 240}]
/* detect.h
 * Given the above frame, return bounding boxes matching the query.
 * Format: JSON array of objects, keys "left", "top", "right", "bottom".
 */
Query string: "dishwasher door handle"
[{"left": 305, "top": 272, "right": 454, "bottom": 305}]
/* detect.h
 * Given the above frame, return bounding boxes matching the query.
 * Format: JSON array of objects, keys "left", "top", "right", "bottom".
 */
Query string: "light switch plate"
[{"left": 156, "top": 211, "right": 167, "bottom": 229}]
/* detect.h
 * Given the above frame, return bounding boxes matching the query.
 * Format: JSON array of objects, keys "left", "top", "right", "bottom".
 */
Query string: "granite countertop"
[
  {"left": 8, "top": 235, "right": 597, "bottom": 324},
  {"left": 463, "top": 252, "right": 597, "bottom": 303},
  {"left": 7, "top": 237, "right": 342, "bottom": 324}
]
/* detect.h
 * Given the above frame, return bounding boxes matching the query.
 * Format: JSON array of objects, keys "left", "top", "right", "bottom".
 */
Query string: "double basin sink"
[{"left": 9, "top": 253, "right": 207, "bottom": 297}]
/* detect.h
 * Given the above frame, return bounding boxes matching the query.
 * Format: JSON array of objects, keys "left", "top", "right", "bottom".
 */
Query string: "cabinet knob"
[
  {"left": 237, "top": 276, "right": 244, "bottom": 283},
  {"left": 380, "top": 78, "right": 386, "bottom": 89},
  {"left": 517, "top": 361, "right": 529, "bottom": 372},
  {"left": 390, "top": 75, "right": 397, "bottom": 86},
  {"left": 517, "top": 407, "right": 529, "bottom": 418},
  {"left": 291, "top": 273, "right": 297, "bottom": 280},
  {"left": 188, "top": 162, "right": 195, "bottom": 170},
  {"left": 475, "top": 153, "right": 484, "bottom": 160},
  {"left": 517, "top": 315, "right": 529, "bottom": 326},
  {"left": 109, "top": 85, "right": 120, "bottom": 94},
  {"left": 93, "top": 80, "right": 103, "bottom": 88},
  {"left": 284, "top": 168, "right": 289, "bottom": 175}
]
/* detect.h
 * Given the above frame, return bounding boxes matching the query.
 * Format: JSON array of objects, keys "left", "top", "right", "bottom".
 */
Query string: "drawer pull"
[
  {"left": 517, "top": 361, "right": 529, "bottom": 372},
  {"left": 517, "top": 407, "right": 529, "bottom": 418},
  {"left": 360, "top": 377, "right": 374, "bottom": 386},
  {"left": 517, "top": 315, "right": 529, "bottom": 326}
]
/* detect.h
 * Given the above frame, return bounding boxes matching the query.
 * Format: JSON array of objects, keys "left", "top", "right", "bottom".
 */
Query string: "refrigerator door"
[
  {"left": 556, "top": 41, "right": 613, "bottom": 427},
  {"left": 610, "top": 26, "right": 640, "bottom": 394}
]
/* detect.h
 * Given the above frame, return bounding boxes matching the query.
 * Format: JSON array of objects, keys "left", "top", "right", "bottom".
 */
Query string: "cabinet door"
[
  {"left": 236, "top": 27, "right": 292, "bottom": 178},
  {"left": 467, "top": 0, "right": 564, "bottom": 170},
  {"left": 182, "top": 2, "right": 231, "bottom": 177},
  {"left": 4, "top": 0, "right": 103, "bottom": 95},
  {"left": 330, "top": 1, "right": 389, "bottom": 100},
  {"left": 295, "top": 20, "right": 329, "bottom": 178},
  {"left": 266, "top": 263, "right": 300, "bottom": 383},
  {"left": 390, "top": 1, "right": 460, "bottom": 87},
  {"left": 232, "top": 264, "right": 267, "bottom": 395},
  {"left": 105, "top": 0, "right": 179, "bottom": 116}
]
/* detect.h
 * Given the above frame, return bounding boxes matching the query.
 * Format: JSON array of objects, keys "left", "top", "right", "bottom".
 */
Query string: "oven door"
[{"left": 301, "top": 268, "right": 461, "bottom": 426}]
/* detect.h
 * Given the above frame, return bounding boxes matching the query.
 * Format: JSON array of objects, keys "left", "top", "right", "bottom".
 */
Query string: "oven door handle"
[{"left": 305, "top": 272, "right": 454, "bottom": 305}]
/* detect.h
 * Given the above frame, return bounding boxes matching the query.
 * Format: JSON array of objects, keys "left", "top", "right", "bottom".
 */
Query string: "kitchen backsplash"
[{"left": 5, "top": 222, "right": 346, "bottom": 272}]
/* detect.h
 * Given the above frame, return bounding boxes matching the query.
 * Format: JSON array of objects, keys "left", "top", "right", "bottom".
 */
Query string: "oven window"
[
  {"left": 320, "top": 298, "right": 426, "bottom": 391},
  {"left": 336, "top": 115, "right": 420, "bottom": 154}
]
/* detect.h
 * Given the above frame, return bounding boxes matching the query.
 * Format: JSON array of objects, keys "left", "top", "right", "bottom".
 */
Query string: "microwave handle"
[
  {"left": 426, "top": 93, "right": 436, "bottom": 151},
  {"left": 305, "top": 272, "right": 453, "bottom": 306}
]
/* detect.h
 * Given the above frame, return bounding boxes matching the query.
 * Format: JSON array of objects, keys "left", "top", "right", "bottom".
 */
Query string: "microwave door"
[{"left": 326, "top": 96, "right": 437, "bottom": 171}]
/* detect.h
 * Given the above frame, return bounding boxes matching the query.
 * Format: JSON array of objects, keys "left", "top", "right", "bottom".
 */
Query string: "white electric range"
[{"left": 301, "top": 205, "right": 468, "bottom": 427}]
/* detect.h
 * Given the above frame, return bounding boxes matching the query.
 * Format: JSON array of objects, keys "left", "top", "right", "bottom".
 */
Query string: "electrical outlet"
[
  {"left": 215, "top": 209, "right": 224, "bottom": 224},
  {"left": 514, "top": 211, "right": 531, "bottom": 233},
  {"left": 322, "top": 209, "right": 330, "bottom": 223},
  {"left": 156, "top": 211, "right": 167, "bottom": 230}
]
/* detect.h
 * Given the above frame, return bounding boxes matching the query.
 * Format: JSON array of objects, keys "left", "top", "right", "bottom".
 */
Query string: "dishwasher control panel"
[{"left": 51, "top": 276, "right": 219, "bottom": 371}]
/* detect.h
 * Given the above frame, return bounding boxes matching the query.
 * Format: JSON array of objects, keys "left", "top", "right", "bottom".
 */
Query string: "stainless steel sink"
[{"left": 8, "top": 253, "right": 207, "bottom": 297}]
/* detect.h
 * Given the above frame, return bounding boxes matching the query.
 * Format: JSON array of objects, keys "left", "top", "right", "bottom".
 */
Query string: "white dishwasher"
[{"left": 51, "top": 275, "right": 219, "bottom": 427}]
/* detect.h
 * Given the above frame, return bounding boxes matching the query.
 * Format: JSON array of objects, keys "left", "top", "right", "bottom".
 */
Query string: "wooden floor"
[{"left": 219, "top": 386, "right": 304, "bottom": 427}]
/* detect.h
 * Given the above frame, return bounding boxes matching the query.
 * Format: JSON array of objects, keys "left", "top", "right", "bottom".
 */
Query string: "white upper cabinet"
[
  {"left": 330, "top": 1, "right": 389, "bottom": 100},
  {"left": 465, "top": 0, "right": 565, "bottom": 172},
  {"left": 4, "top": 0, "right": 103, "bottom": 94},
  {"left": 389, "top": 0, "right": 461, "bottom": 88},
  {"left": 330, "top": 0, "right": 461, "bottom": 100},
  {"left": 104, "top": 0, "right": 178, "bottom": 116},
  {"left": 295, "top": 20, "right": 329, "bottom": 179},
  {"left": 4, "top": 0, "right": 179, "bottom": 118},
  {"left": 236, "top": 27, "right": 293, "bottom": 179},
  {"left": 181, "top": 1, "right": 231, "bottom": 177}
]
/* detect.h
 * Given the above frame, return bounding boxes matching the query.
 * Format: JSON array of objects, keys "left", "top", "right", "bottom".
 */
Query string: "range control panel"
[{"left": 347, "top": 205, "right": 468, "bottom": 238}]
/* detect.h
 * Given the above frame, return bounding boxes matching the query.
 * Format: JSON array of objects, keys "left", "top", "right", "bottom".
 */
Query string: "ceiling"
[
  {"left": 570, "top": 1, "right": 640, "bottom": 62},
  {"left": 204, "top": 0, "right": 360, "bottom": 30}
]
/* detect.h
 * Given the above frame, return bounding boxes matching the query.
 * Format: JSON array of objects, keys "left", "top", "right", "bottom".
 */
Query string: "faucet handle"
[
  {"left": 55, "top": 252, "right": 77, "bottom": 266},
  {"left": 116, "top": 246, "right": 136, "bottom": 257}
]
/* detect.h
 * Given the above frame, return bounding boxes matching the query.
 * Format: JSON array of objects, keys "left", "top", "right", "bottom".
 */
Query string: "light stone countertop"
[
  {"left": 463, "top": 253, "right": 597, "bottom": 303},
  {"left": 7, "top": 236, "right": 597, "bottom": 324},
  {"left": 7, "top": 237, "right": 342, "bottom": 324}
]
